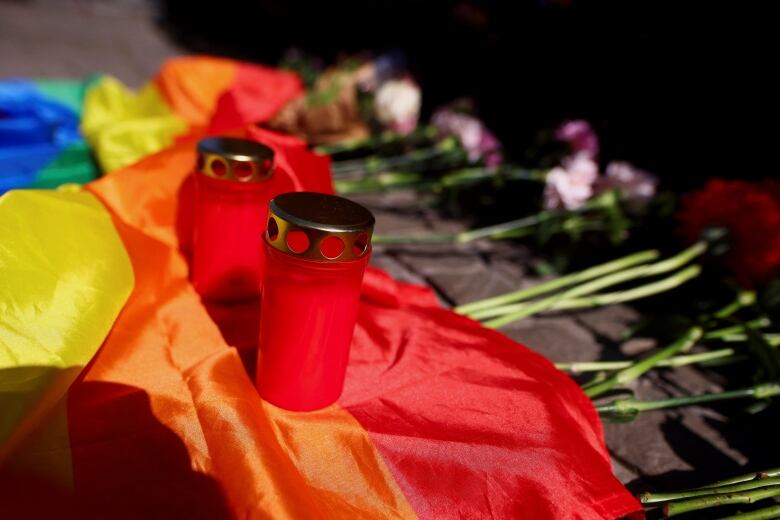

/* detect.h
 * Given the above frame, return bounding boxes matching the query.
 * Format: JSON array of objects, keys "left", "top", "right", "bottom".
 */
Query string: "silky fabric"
[
  {"left": 0, "top": 190, "right": 134, "bottom": 469},
  {"left": 344, "top": 268, "right": 639, "bottom": 519},
  {"left": 153, "top": 56, "right": 238, "bottom": 129},
  {"left": 0, "top": 79, "right": 96, "bottom": 193},
  {"left": 32, "top": 78, "right": 94, "bottom": 116},
  {"left": 73, "top": 133, "right": 416, "bottom": 519},
  {"left": 78, "top": 127, "right": 640, "bottom": 519},
  {"left": 81, "top": 75, "right": 187, "bottom": 173},
  {"left": 81, "top": 56, "right": 303, "bottom": 175},
  {"left": 1, "top": 56, "right": 640, "bottom": 517},
  {"left": 207, "top": 63, "right": 303, "bottom": 135}
]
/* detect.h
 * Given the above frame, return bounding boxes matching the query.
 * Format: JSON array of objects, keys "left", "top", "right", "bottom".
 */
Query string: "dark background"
[{"left": 158, "top": 0, "right": 776, "bottom": 189}]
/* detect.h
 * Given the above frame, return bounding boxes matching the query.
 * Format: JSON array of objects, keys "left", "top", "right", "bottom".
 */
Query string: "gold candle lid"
[
  {"left": 266, "top": 192, "right": 375, "bottom": 262},
  {"left": 196, "top": 137, "right": 274, "bottom": 182}
]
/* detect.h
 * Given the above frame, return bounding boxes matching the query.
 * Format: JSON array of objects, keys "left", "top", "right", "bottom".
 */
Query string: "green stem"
[
  {"left": 372, "top": 189, "right": 626, "bottom": 245},
  {"left": 373, "top": 212, "right": 559, "bottom": 245},
  {"left": 641, "top": 477, "right": 780, "bottom": 504},
  {"left": 664, "top": 486, "right": 780, "bottom": 517},
  {"left": 556, "top": 349, "right": 745, "bottom": 373},
  {"left": 316, "top": 126, "right": 437, "bottom": 155},
  {"left": 334, "top": 165, "right": 546, "bottom": 195},
  {"left": 477, "top": 266, "right": 701, "bottom": 320},
  {"left": 583, "top": 328, "right": 703, "bottom": 398},
  {"left": 705, "top": 318, "right": 772, "bottom": 340},
  {"left": 697, "top": 468, "right": 780, "bottom": 490},
  {"left": 718, "top": 504, "right": 780, "bottom": 519},
  {"left": 719, "top": 334, "right": 780, "bottom": 347},
  {"left": 595, "top": 382, "right": 780, "bottom": 416},
  {"left": 331, "top": 137, "right": 462, "bottom": 176},
  {"left": 714, "top": 291, "right": 757, "bottom": 319},
  {"left": 483, "top": 263, "right": 702, "bottom": 328},
  {"left": 438, "top": 166, "right": 546, "bottom": 188},
  {"left": 334, "top": 171, "right": 429, "bottom": 194},
  {"left": 456, "top": 249, "right": 660, "bottom": 315},
  {"left": 479, "top": 242, "right": 704, "bottom": 324}
]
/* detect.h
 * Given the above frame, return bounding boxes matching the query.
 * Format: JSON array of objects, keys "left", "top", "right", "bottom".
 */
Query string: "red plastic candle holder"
[
  {"left": 192, "top": 137, "right": 275, "bottom": 302},
  {"left": 257, "top": 192, "right": 375, "bottom": 411}
]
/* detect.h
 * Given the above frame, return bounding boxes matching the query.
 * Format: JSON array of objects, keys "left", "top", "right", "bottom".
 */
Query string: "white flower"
[
  {"left": 543, "top": 154, "right": 599, "bottom": 210},
  {"left": 374, "top": 78, "right": 421, "bottom": 135},
  {"left": 599, "top": 161, "right": 658, "bottom": 203}
]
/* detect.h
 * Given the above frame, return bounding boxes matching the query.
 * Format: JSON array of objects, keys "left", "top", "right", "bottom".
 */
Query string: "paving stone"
[
  {"left": 575, "top": 305, "right": 642, "bottom": 344},
  {"left": 500, "top": 316, "right": 604, "bottom": 364},
  {"left": 0, "top": 0, "right": 181, "bottom": 87}
]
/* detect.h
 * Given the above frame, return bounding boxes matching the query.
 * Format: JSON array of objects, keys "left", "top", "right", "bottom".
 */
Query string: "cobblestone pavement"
[{"left": 2, "top": 0, "right": 770, "bottom": 498}]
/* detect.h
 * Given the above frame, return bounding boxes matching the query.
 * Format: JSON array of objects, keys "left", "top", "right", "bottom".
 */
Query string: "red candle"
[
  {"left": 257, "top": 192, "right": 375, "bottom": 411},
  {"left": 192, "top": 137, "right": 275, "bottom": 302}
]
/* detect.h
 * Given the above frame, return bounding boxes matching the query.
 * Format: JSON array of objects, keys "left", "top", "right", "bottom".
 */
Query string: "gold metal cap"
[
  {"left": 196, "top": 137, "right": 274, "bottom": 182},
  {"left": 266, "top": 192, "right": 375, "bottom": 262}
]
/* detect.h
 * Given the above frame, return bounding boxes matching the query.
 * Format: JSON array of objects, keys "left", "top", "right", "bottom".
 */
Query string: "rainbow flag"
[
  {"left": 0, "top": 77, "right": 98, "bottom": 192},
  {"left": 0, "top": 57, "right": 641, "bottom": 519},
  {"left": 1, "top": 56, "right": 302, "bottom": 193}
]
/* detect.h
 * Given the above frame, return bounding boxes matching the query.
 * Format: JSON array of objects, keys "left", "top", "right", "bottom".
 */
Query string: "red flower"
[
  {"left": 762, "top": 179, "right": 780, "bottom": 205},
  {"left": 677, "top": 179, "right": 780, "bottom": 287}
]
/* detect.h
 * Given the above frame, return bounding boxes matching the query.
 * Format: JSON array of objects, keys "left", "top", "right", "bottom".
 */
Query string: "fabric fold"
[{"left": 0, "top": 190, "right": 134, "bottom": 473}]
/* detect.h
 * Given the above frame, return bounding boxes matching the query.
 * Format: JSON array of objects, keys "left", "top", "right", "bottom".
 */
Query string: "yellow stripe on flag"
[
  {"left": 0, "top": 190, "right": 134, "bottom": 483},
  {"left": 81, "top": 76, "right": 188, "bottom": 173}
]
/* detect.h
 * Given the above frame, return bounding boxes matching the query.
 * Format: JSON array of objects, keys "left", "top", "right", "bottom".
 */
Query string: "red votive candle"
[
  {"left": 257, "top": 192, "right": 375, "bottom": 411},
  {"left": 192, "top": 137, "right": 275, "bottom": 302}
]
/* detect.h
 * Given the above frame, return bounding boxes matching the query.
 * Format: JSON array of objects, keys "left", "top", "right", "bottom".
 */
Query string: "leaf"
[
  {"left": 599, "top": 407, "right": 640, "bottom": 424},
  {"left": 587, "top": 190, "right": 631, "bottom": 245},
  {"left": 760, "top": 278, "right": 780, "bottom": 321},
  {"left": 743, "top": 324, "right": 780, "bottom": 382},
  {"left": 535, "top": 213, "right": 562, "bottom": 246},
  {"left": 744, "top": 399, "right": 772, "bottom": 415}
]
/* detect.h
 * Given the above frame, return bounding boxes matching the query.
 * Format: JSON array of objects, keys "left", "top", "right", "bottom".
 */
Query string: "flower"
[
  {"left": 543, "top": 154, "right": 599, "bottom": 210},
  {"left": 677, "top": 179, "right": 780, "bottom": 287},
  {"left": 762, "top": 179, "right": 780, "bottom": 205},
  {"left": 374, "top": 78, "right": 421, "bottom": 135},
  {"left": 597, "top": 161, "right": 658, "bottom": 203},
  {"left": 431, "top": 108, "right": 502, "bottom": 166},
  {"left": 556, "top": 120, "right": 599, "bottom": 160}
]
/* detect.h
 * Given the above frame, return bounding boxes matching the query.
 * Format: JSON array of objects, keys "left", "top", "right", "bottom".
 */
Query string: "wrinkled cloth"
[
  {"left": 1, "top": 57, "right": 303, "bottom": 190},
  {"left": 0, "top": 79, "right": 97, "bottom": 193},
  {"left": 82, "top": 56, "right": 303, "bottom": 174},
  {"left": 22, "top": 127, "right": 638, "bottom": 519},
  {"left": 81, "top": 76, "right": 187, "bottom": 173},
  {"left": 0, "top": 56, "right": 640, "bottom": 519},
  {"left": 0, "top": 190, "right": 134, "bottom": 472}
]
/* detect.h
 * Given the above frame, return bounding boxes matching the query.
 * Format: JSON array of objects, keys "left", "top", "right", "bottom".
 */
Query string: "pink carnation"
[
  {"left": 556, "top": 120, "right": 599, "bottom": 160},
  {"left": 543, "top": 154, "right": 599, "bottom": 210},
  {"left": 432, "top": 108, "right": 503, "bottom": 167},
  {"left": 598, "top": 161, "right": 658, "bottom": 203}
]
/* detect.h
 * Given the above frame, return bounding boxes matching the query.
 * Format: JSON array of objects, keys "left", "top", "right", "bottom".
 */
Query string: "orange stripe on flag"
[
  {"left": 69, "top": 130, "right": 415, "bottom": 518},
  {"left": 154, "top": 56, "right": 238, "bottom": 128}
]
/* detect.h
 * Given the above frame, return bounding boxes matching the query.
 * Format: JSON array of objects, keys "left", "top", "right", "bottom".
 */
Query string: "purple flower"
[
  {"left": 597, "top": 161, "right": 658, "bottom": 203},
  {"left": 543, "top": 154, "right": 599, "bottom": 210},
  {"left": 374, "top": 78, "right": 421, "bottom": 135},
  {"left": 432, "top": 108, "right": 503, "bottom": 166},
  {"left": 556, "top": 120, "right": 599, "bottom": 160}
]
